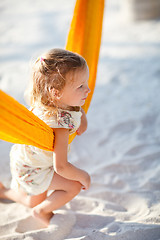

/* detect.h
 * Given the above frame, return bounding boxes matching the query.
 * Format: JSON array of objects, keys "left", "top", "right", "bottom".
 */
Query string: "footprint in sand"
[
  {"left": 0, "top": 210, "right": 76, "bottom": 240},
  {"left": 0, "top": 215, "right": 46, "bottom": 236},
  {"left": 15, "top": 215, "right": 46, "bottom": 233},
  {"left": 15, "top": 210, "right": 76, "bottom": 240},
  {"left": 107, "top": 222, "right": 121, "bottom": 235}
]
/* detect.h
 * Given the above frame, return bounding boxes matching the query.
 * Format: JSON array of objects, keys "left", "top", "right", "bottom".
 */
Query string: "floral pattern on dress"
[
  {"left": 57, "top": 111, "right": 75, "bottom": 129},
  {"left": 10, "top": 107, "right": 82, "bottom": 195},
  {"left": 17, "top": 164, "right": 53, "bottom": 186}
]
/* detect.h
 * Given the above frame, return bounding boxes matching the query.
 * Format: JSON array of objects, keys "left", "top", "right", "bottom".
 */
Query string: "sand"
[{"left": 0, "top": 0, "right": 160, "bottom": 239}]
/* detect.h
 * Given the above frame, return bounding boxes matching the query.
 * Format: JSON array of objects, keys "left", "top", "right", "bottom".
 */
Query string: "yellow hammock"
[{"left": 0, "top": 0, "right": 104, "bottom": 151}]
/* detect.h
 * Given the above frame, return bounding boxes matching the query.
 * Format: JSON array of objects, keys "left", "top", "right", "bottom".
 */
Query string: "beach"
[{"left": 0, "top": 0, "right": 160, "bottom": 239}]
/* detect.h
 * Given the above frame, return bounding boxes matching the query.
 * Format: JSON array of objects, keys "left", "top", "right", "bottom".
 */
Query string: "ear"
[{"left": 51, "top": 88, "right": 62, "bottom": 100}]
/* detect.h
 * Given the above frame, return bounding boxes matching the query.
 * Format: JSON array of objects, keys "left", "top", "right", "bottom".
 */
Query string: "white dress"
[{"left": 10, "top": 106, "right": 82, "bottom": 195}]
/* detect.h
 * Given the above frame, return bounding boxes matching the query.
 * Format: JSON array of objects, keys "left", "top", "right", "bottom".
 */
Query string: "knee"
[{"left": 69, "top": 181, "right": 82, "bottom": 196}]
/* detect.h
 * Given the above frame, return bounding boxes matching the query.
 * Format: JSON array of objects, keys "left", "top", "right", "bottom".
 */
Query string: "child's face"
[{"left": 56, "top": 67, "right": 90, "bottom": 108}]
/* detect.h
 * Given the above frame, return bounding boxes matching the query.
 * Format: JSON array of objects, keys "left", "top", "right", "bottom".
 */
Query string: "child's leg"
[
  {"left": 32, "top": 172, "right": 82, "bottom": 226},
  {"left": 0, "top": 182, "right": 47, "bottom": 208}
]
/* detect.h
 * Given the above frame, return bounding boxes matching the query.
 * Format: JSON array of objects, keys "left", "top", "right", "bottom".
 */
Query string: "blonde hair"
[{"left": 27, "top": 48, "right": 87, "bottom": 108}]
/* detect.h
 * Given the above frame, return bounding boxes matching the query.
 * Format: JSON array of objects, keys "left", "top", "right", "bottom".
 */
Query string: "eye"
[{"left": 78, "top": 85, "right": 83, "bottom": 89}]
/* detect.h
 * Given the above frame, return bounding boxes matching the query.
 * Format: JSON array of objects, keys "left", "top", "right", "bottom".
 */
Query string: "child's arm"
[
  {"left": 53, "top": 128, "right": 91, "bottom": 190},
  {"left": 76, "top": 108, "right": 88, "bottom": 136}
]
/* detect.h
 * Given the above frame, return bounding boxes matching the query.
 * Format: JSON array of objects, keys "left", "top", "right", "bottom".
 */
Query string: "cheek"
[{"left": 76, "top": 91, "right": 83, "bottom": 98}]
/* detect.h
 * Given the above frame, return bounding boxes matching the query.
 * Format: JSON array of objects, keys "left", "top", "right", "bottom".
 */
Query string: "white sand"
[{"left": 0, "top": 0, "right": 160, "bottom": 239}]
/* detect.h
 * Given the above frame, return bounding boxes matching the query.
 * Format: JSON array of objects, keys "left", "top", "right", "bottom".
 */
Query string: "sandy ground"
[{"left": 0, "top": 0, "right": 160, "bottom": 239}]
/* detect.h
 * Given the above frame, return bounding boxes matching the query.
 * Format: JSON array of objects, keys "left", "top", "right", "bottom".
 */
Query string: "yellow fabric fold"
[
  {"left": 0, "top": 0, "right": 104, "bottom": 150},
  {"left": 66, "top": 0, "right": 105, "bottom": 143},
  {"left": 0, "top": 90, "right": 54, "bottom": 151}
]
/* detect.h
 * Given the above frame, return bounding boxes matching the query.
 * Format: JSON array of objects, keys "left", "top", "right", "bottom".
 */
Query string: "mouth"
[
  {"left": 82, "top": 97, "right": 87, "bottom": 101},
  {"left": 82, "top": 94, "right": 88, "bottom": 101}
]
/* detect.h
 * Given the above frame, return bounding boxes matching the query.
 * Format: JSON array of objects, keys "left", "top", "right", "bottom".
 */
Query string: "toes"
[{"left": 0, "top": 182, "right": 5, "bottom": 189}]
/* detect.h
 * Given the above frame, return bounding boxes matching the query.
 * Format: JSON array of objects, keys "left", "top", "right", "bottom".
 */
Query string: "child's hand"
[
  {"left": 80, "top": 171, "right": 91, "bottom": 190},
  {"left": 76, "top": 108, "right": 88, "bottom": 136}
]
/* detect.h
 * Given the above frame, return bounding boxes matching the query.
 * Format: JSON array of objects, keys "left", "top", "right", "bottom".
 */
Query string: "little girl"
[{"left": 0, "top": 48, "right": 91, "bottom": 226}]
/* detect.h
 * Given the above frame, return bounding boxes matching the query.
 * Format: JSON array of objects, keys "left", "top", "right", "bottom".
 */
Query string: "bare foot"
[
  {"left": 32, "top": 208, "right": 54, "bottom": 227},
  {"left": 0, "top": 182, "right": 6, "bottom": 198}
]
